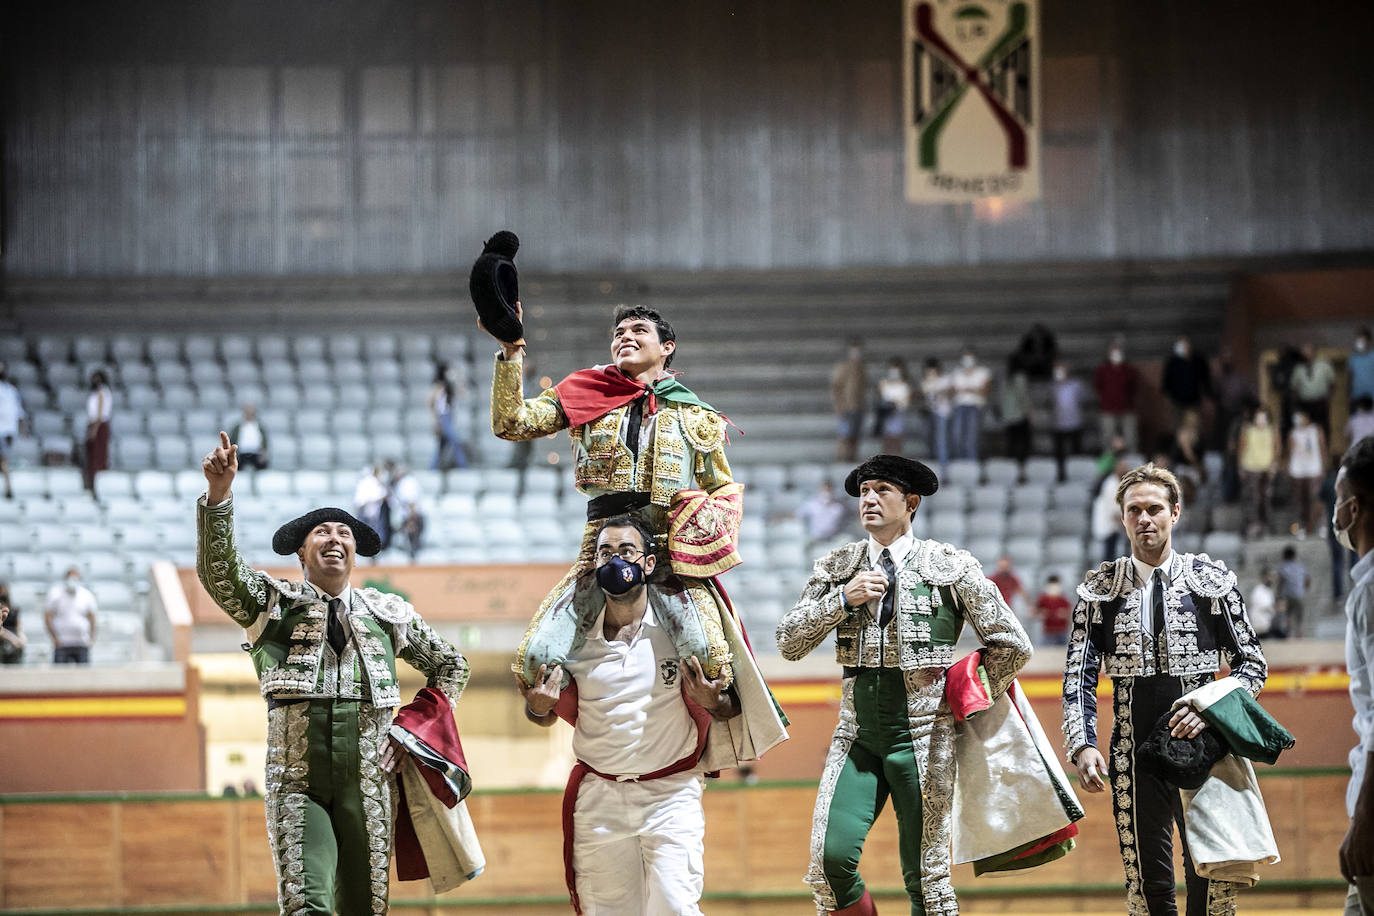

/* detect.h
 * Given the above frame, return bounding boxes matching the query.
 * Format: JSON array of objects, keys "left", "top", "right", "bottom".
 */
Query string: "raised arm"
[
  {"left": 195, "top": 431, "right": 273, "bottom": 627},
  {"left": 490, "top": 354, "right": 568, "bottom": 441}
]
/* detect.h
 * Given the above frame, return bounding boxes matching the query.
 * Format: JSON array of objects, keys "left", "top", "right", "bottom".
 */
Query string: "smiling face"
[
  {"left": 297, "top": 521, "right": 356, "bottom": 583},
  {"left": 857, "top": 478, "right": 921, "bottom": 540},
  {"left": 1121, "top": 482, "right": 1180, "bottom": 560},
  {"left": 611, "top": 317, "right": 674, "bottom": 376}
]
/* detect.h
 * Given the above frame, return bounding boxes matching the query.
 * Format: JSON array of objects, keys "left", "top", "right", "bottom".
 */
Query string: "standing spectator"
[
  {"left": 1095, "top": 434, "right": 1127, "bottom": 478},
  {"left": 230, "top": 403, "right": 269, "bottom": 470},
  {"left": 1288, "top": 408, "right": 1328, "bottom": 537},
  {"left": 389, "top": 462, "right": 426, "bottom": 562},
  {"left": 873, "top": 358, "right": 913, "bottom": 454},
  {"left": 1033, "top": 574, "right": 1072, "bottom": 646},
  {"left": 796, "top": 480, "right": 850, "bottom": 551},
  {"left": 1276, "top": 545, "right": 1310, "bottom": 638},
  {"left": 0, "top": 582, "right": 26, "bottom": 665},
  {"left": 1161, "top": 335, "right": 1212, "bottom": 429},
  {"left": 1092, "top": 339, "right": 1139, "bottom": 453},
  {"left": 1092, "top": 458, "right": 1128, "bottom": 563},
  {"left": 1290, "top": 343, "right": 1337, "bottom": 437},
  {"left": 1213, "top": 348, "right": 1254, "bottom": 503},
  {"left": 1248, "top": 566, "right": 1281, "bottom": 639},
  {"left": 1333, "top": 437, "right": 1374, "bottom": 912},
  {"left": 83, "top": 370, "right": 113, "bottom": 493},
  {"left": 1348, "top": 396, "right": 1374, "bottom": 448},
  {"left": 44, "top": 567, "right": 97, "bottom": 664},
  {"left": 1000, "top": 365, "right": 1032, "bottom": 481},
  {"left": 0, "top": 362, "right": 26, "bottom": 499},
  {"left": 1170, "top": 410, "right": 1206, "bottom": 509},
  {"left": 1349, "top": 326, "right": 1374, "bottom": 409},
  {"left": 508, "top": 358, "right": 538, "bottom": 469},
  {"left": 429, "top": 363, "right": 470, "bottom": 470},
  {"left": 1238, "top": 406, "right": 1280, "bottom": 536},
  {"left": 830, "top": 338, "right": 867, "bottom": 461},
  {"left": 949, "top": 347, "right": 991, "bottom": 462},
  {"left": 354, "top": 464, "right": 392, "bottom": 553},
  {"left": 1050, "top": 361, "right": 1085, "bottom": 483},
  {"left": 988, "top": 554, "right": 1026, "bottom": 616},
  {"left": 920, "top": 358, "right": 952, "bottom": 467},
  {"left": 1010, "top": 323, "right": 1058, "bottom": 381}
]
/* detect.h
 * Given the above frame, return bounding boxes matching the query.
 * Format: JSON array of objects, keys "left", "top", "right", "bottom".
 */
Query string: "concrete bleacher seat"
[
  {"left": 967, "top": 511, "right": 1008, "bottom": 539},
  {"left": 152, "top": 435, "right": 192, "bottom": 470},
  {"left": 34, "top": 337, "right": 69, "bottom": 364},
  {"left": 254, "top": 337, "right": 289, "bottom": 363},
  {"left": 1023, "top": 457, "right": 1058, "bottom": 484},
  {"left": 1011, "top": 487, "right": 1050, "bottom": 511},
  {"left": 184, "top": 334, "right": 218, "bottom": 363},
  {"left": 30, "top": 409, "right": 67, "bottom": 437},
  {"left": 1045, "top": 536, "right": 1087, "bottom": 565},
  {"left": 146, "top": 335, "right": 181, "bottom": 363},
  {"left": 970, "top": 486, "right": 1008, "bottom": 511},
  {"left": 944, "top": 460, "right": 981, "bottom": 488},
  {"left": 1051, "top": 482, "right": 1091, "bottom": 510},
  {"left": 1047, "top": 507, "right": 1086, "bottom": 537},
  {"left": 1064, "top": 456, "right": 1099, "bottom": 483},
  {"left": 117, "top": 362, "right": 154, "bottom": 386}
]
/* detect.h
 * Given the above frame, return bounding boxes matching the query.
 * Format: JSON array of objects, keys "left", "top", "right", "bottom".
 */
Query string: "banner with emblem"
[{"left": 903, "top": 0, "right": 1040, "bottom": 203}]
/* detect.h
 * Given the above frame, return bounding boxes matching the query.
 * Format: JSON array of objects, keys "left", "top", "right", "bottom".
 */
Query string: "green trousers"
[
  {"left": 822, "top": 668, "right": 926, "bottom": 915},
  {"left": 264, "top": 699, "right": 395, "bottom": 916}
]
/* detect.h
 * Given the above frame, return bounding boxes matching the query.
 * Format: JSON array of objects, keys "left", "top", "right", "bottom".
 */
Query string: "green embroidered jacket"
[{"left": 196, "top": 496, "right": 468, "bottom": 707}]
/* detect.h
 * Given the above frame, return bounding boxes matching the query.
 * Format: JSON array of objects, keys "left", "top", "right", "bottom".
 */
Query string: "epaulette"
[
  {"left": 270, "top": 577, "right": 315, "bottom": 603},
  {"left": 1180, "top": 553, "right": 1237, "bottom": 599},
  {"left": 913, "top": 539, "right": 981, "bottom": 587},
  {"left": 680, "top": 405, "right": 726, "bottom": 453},
  {"left": 359, "top": 587, "right": 414, "bottom": 624},
  {"left": 813, "top": 541, "right": 867, "bottom": 582},
  {"left": 1076, "top": 558, "right": 1131, "bottom": 603}
]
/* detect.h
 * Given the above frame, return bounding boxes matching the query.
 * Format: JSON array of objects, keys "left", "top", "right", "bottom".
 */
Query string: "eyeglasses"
[{"left": 595, "top": 546, "right": 646, "bottom": 563}]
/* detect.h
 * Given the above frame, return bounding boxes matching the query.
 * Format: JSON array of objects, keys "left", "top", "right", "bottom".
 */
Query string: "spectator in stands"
[
  {"left": 83, "top": 369, "right": 113, "bottom": 493},
  {"left": 1333, "top": 436, "right": 1374, "bottom": 908},
  {"left": 949, "top": 347, "right": 991, "bottom": 461},
  {"left": 1000, "top": 363, "right": 1032, "bottom": 482},
  {"left": 1348, "top": 395, "right": 1374, "bottom": 448},
  {"left": 920, "top": 357, "right": 952, "bottom": 467},
  {"left": 0, "top": 582, "right": 26, "bottom": 665},
  {"left": 44, "top": 567, "right": 97, "bottom": 664},
  {"left": 230, "top": 403, "right": 269, "bottom": 470},
  {"left": 1095, "top": 434, "right": 1127, "bottom": 478},
  {"left": 1288, "top": 408, "right": 1327, "bottom": 538},
  {"left": 1213, "top": 348, "right": 1254, "bottom": 503},
  {"left": 1349, "top": 326, "right": 1374, "bottom": 411},
  {"left": 429, "top": 363, "right": 470, "bottom": 470},
  {"left": 797, "top": 480, "right": 849, "bottom": 551},
  {"left": 988, "top": 554, "right": 1026, "bottom": 615},
  {"left": 873, "top": 357, "right": 913, "bottom": 454},
  {"left": 1033, "top": 573, "right": 1071, "bottom": 646},
  {"left": 1238, "top": 405, "right": 1280, "bottom": 537},
  {"left": 1093, "top": 338, "right": 1139, "bottom": 453},
  {"left": 387, "top": 461, "right": 425, "bottom": 561},
  {"left": 1290, "top": 343, "right": 1337, "bottom": 438},
  {"left": 1161, "top": 335, "right": 1211, "bottom": 429},
  {"left": 508, "top": 357, "right": 539, "bottom": 469},
  {"left": 1248, "top": 566, "right": 1281, "bottom": 639},
  {"left": 1277, "top": 545, "right": 1310, "bottom": 638},
  {"left": 1093, "top": 458, "right": 1129, "bottom": 563},
  {"left": 0, "top": 362, "right": 26, "bottom": 499},
  {"left": 830, "top": 338, "right": 867, "bottom": 461},
  {"left": 354, "top": 464, "right": 392, "bottom": 553},
  {"left": 1051, "top": 360, "right": 1085, "bottom": 483},
  {"left": 1009, "top": 322, "right": 1058, "bottom": 381},
  {"left": 1170, "top": 409, "right": 1206, "bottom": 509}
]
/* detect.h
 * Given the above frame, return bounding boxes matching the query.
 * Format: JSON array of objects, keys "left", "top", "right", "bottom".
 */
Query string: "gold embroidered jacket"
[
  {"left": 489, "top": 355, "right": 731, "bottom": 507},
  {"left": 1061, "top": 552, "right": 1266, "bottom": 762},
  {"left": 196, "top": 496, "right": 468, "bottom": 707},
  {"left": 777, "top": 538, "right": 1030, "bottom": 690}
]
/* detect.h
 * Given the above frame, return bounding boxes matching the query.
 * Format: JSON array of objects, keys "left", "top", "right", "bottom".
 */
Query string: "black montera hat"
[
  {"left": 272, "top": 508, "right": 382, "bottom": 558},
  {"left": 844, "top": 454, "right": 940, "bottom": 498},
  {"left": 1136, "top": 709, "right": 1229, "bottom": 790},
  {"left": 468, "top": 230, "right": 524, "bottom": 344}
]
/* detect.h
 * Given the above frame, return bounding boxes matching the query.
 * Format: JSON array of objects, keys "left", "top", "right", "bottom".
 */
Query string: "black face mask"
[{"left": 596, "top": 556, "right": 645, "bottom": 595}]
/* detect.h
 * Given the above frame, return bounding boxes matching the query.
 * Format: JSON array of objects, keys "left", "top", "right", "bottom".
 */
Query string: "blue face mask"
[{"left": 596, "top": 556, "right": 645, "bottom": 595}]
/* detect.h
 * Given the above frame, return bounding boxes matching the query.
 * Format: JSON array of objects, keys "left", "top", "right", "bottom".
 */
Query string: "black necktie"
[
  {"left": 327, "top": 597, "right": 347, "bottom": 656},
  {"left": 879, "top": 549, "right": 897, "bottom": 627},
  {"left": 1151, "top": 569, "right": 1166, "bottom": 672},
  {"left": 625, "top": 396, "right": 645, "bottom": 461}
]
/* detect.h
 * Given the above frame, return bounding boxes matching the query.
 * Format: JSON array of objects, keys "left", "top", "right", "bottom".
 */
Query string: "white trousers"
[{"left": 571, "top": 771, "right": 705, "bottom": 916}]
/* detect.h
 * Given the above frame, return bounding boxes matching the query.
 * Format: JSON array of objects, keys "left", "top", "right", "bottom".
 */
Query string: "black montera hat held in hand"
[
  {"left": 844, "top": 454, "right": 940, "bottom": 498},
  {"left": 469, "top": 230, "right": 524, "bottom": 344},
  {"left": 273, "top": 508, "right": 382, "bottom": 557},
  {"left": 1136, "top": 709, "right": 1229, "bottom": 790}
]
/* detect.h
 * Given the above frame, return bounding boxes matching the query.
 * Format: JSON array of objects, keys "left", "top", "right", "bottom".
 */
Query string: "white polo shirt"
[
  {"left": 564, "top": 603, "right": 697, "bottom": 777},
  {"left": 45, "top": 583, "right": 97, "bottom": 647}
]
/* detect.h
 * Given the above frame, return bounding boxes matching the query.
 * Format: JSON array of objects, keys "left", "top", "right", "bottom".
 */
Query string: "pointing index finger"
[{"left": 219, "top": 430, "right": 231, "bottom": 449}]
